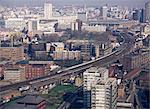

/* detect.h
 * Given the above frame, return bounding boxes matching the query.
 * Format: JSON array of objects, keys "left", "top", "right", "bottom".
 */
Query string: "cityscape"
[{"left": 0, "top": 0, "right": 149, "bottom": 109}]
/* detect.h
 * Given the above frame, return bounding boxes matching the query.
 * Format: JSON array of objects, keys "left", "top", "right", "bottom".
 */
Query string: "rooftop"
[
  {"left": 4, "top": 103, "right": 36, "bottom": 109},
  {"left": 17, "top": 95, "right": 45, "bottom": 105}
]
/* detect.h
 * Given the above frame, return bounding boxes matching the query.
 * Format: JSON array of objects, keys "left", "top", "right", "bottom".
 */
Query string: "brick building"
[
  {"left": 123, "top": 49, "right": 150, "bottom": 71},
  {"left": 0, "top": 46, "right": 24, "bottom": 62}
]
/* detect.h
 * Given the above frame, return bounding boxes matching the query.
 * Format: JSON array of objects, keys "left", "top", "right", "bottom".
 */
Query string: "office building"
[
  {"left": 140, "top": 9, "right": 146, "bottom": 23},
  {"left": 44, "top": 2, "right": 53, "bottom": 19},
  {"left": 133, "top": 9, "right": 146, "bottom": 23},
  {"left": 145, "top": 2, "right": 150, "bottom": 22},
  {"left": 133, "top": 10, "right": 141, "bottom": 21}
]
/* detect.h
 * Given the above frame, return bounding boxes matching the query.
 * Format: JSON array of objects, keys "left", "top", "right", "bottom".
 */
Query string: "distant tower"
[
  {"left": 44, "top": 0, "right": 53, "bottom": 19},
  {"left": 101, "top": 6, "right": 108, "bottom": 19},
  {"left": 145, "top": 1, "right": 150, "bottom": 22}
]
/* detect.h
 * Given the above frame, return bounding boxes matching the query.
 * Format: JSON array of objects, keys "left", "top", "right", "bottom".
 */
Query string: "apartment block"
[{"left": 83, "top": 67, "right": 118, "bottom": 109}]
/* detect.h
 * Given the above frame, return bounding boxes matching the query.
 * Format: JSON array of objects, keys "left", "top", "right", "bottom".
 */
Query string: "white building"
[
  {"left": 82, "top": 24, "right": 106, "bottom": 32},
  {"left": 44, "top": 2, "right": 53, "bottom": 19},
  {"left": 28, "top": 19, "right": 38, "bottom": 32},
  {"left": 43, "top": 2, "right": 77, "bottom": 29},
  {"left": 83, "top": 67, "right": 101, "bottom": 108},
  {"left": 46, "top": 42, "right": 65, "bottom": 52},
  {"left": 101, "top": 6, "right": 108, "bottom": 19},
  {"left": 5, "top": 18, "right": 27, "bottom": 30},
  {"left": 83, "top": 67, "right": 118, "bottom": 109},
  {"left": 53, "top": 15, "right": 78, "bottom": 26},
  {"left": 71, "top": 21, "right": 79, "bottom": 31},
  {"left": 91, "top": 78, "right": 117, "bottom": 109},
  {"left": 37, "top": 19, "right": 58, "bottom": 34},
  {"left": 77, "top": 12, "right": 87, "bottom": 23}
]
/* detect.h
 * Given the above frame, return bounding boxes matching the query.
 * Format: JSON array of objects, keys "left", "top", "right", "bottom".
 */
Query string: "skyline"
[{"left": 0, "top": 0, "right": 149, "bottom": 8}]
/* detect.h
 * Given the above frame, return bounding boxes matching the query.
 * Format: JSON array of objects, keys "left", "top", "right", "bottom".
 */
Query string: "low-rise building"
[
  {"left": 123, "top": 49, "right": 150, "bottom": 71},
  {"left": 4, "top": 67, "right": 25, "bottom": 83},
  {"left": 53, "top": 50, "right": 81, "bottom": 60},
  {"left": 25, "top": 64, "right": 46, "bottom": 79},
  {"left": 37, "top": 19, "right": 58, "bottom": 34},
  {"left": 0, "top": 45, "right": 24, "bottom": 63},
  {"left": 82, "top": 25, "right": 106, "bottom": 32},
  {"left": 5, "top": 18, "right": 27, "bottom": 30},
  {"left": 4, "top": 95, "right": 46, "bottom": 109}
]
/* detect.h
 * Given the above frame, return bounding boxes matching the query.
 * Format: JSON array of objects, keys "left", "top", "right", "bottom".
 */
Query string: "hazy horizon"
[{"left": 0, "top": 0, "right": 149, "bottom": 8}]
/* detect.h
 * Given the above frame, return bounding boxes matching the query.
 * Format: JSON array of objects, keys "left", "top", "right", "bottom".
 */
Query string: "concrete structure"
[
  {"left": 46, "top": 42, "right": 64, "bottom": 52},
  {"left": 53, "top": 15, "right": 77, "bottom": 27},
  {"left": 117, "top": 102, "right": 134, "bottom": 109},
  {"left": 95, "top": 43, "right": 112, "bottom": 58},
  {"left": 37, "top": 19, "right": 58, "bottom": 34},
  {"left": 83, "top": 67, "right": 101, "bottom": 108},
  {"left": 28, "top": 20, "right": 37, "bottom": 32},
  {"left": 5, "top": 18, "right": 27, "bottom": 30},
  {"left": 145, "top": 2, "right": 150, "bottom": 22},
  {"left": 101, "top": 6, "right": 108, "bottom": 19},
  {"left": 91, "top": 70, "right": 117, "bottom": 109},
  {"left": 82, "top": 25, "right": 106, "bottom": 32},
  {"left": 77, "top": 12, "right": 87, "bottom": 23},
  {"left": 83, "top": 67, "right": 118, "bottom": 109},
  {"left": 44, "top": 2, "right": 53, "bottom": 19},
  {"left": 4, "top": 67, "right": 26, "bottom": 83},
  {"left": 71, "top": 19, "right": 82, "bottom": 31}
]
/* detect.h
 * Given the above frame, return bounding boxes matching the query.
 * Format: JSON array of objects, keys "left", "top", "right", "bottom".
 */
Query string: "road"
[{"left": 0, "top": 32, "right": 135, "bottom": 93}]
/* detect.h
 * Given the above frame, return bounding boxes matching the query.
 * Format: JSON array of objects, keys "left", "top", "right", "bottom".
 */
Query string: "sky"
[{"left": 0, "top": 0, "right": 149, "bottom": 8}]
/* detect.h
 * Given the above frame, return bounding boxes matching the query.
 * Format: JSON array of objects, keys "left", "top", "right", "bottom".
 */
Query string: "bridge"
[{"left": 0, "top": 32, "right": 135, "bottom": 92}]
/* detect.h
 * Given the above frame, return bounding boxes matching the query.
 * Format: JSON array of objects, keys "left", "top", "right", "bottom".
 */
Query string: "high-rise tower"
[
  {"left": 44, "top": 0, "right": 52, "bottom": 19},
  {"left": 145, "top": 1, "right": 150, "bottom": 22}
]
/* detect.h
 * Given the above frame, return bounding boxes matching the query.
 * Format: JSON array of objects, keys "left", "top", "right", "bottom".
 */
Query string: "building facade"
[
  {"left": 83, "top": 67, "right": 118, "bottom": 109},
  {"left": 0, "top": 46, "right": 24, "bottom": 62},
  {"left": 145, "top": 2, "right": 150, "bottom": 22},
  {"left": 123, "top": 49, "right": 150, "bottom": 72},
  {"left": 44, "top": 2, "right": 53, "bottom": 19},
  {"left": 53, "top": 50, "right": 81, "bottom": 60},
  {"left": 4, "top": 67, "right": 26, "bottom": 83}
]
